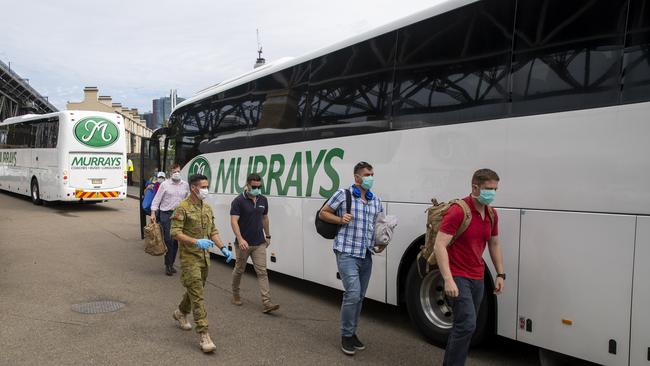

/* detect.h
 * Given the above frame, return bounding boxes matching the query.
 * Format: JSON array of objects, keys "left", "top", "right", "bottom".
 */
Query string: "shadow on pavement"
[
  {"left": 0, "top": 190, "right": 121, "bottom": 213},
  {"left": 209, "top": 256, "right": 543, "bottom": 365}
]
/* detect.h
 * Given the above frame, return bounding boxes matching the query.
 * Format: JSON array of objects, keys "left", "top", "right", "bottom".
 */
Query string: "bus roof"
[
  {"left": 1, "top": 110, "right": 122, "bottom": 125},
  {"left": 173, "top": 0, "right": 475, "bottom": 114}
]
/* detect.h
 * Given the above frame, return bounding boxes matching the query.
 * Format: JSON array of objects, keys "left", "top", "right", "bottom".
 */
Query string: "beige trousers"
[{"left": 232, "top": 244, "right": 271, "bottom": 304}]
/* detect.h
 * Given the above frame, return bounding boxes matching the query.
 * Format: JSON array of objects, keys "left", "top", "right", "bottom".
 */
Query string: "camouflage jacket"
[{"left": 171, "top": 197, "right": 219, "bottom": 267}]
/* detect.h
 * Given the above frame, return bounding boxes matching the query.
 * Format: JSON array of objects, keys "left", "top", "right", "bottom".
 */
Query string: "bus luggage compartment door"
[
  {"left": 517, "top": 210, "right": 635, "bottom": 366},
  {"left": 631, "top": 216, "right": 650, "bottom": 366}
]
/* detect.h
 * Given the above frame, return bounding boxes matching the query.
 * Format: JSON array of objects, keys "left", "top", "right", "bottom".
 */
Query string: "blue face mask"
[
  {"left": 249, "top": 188, "right": 261, "bottom": 196},
  {"left": 361, "top": 176, "right": 374, "bottom": 190},
  {"left": 477, "top": 189, "right": 496, "bottom": 205}
]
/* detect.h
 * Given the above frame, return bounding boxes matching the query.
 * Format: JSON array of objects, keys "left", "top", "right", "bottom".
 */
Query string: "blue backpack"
[{"left": 141, "top": 180, "right": 155, "bottom": 215}]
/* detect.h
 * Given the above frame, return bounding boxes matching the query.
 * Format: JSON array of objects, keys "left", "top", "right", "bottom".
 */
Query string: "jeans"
[
  {"left": 158, "top": 210, "right": 178, "bottom": 267},
  {"left": 335, "top": 250, "right": 372, "bottom": 337},
  {"left": 443, "top": 276, "right": 484, "bottom": 366}
]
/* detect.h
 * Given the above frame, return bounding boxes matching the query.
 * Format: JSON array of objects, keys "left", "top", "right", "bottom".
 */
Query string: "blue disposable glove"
[
  {"left": 196, "top": 239, "right": 214, "bottom": 250},
  {"left": 220, "top": 246, "right": 233, "bottom": 263}
]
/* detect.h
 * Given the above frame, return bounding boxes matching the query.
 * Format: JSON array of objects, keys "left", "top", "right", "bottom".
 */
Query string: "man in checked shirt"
[
  {"left": 319, "top": 161, "right": 384, "bottom": 356},
  {"left": 151, "top": 163, "right": 190, "bottom": 276}
]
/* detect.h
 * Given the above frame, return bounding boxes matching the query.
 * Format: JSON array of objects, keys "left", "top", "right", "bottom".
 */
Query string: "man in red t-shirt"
[{"left": 434, "top": 169, "right": 505, "bottom": 366}]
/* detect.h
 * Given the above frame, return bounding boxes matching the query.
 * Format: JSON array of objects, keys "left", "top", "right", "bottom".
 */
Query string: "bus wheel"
[
  {"left": 405, "top": 260, "right": 490, "bottom": 347},
  {"left": 31, "top": 179, "right": 43, "bottom": 205}
]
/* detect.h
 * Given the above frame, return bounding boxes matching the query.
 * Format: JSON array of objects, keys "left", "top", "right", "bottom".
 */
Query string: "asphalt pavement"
[{"left": 0, "top": 191, "right": 540, "bottom": 366}]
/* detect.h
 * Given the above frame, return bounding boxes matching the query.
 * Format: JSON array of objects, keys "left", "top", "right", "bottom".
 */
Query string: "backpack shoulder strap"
[
  {"left": 486, "top": 205, "right": 496, "bottom": 230},
  {"left": 451, "top": 199, "right": 472, "bottom": 242},
  {"left": 345, "top": 189, "right": 352, "bottom": 215}
]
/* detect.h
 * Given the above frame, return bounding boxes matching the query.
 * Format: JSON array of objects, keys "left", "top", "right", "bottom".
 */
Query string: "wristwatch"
[
  {"left": 497, "top": 273, "right": 506, "bottom": 280},
  {"left": 265, "top": 235, "right": 272, "bottom": 239}
]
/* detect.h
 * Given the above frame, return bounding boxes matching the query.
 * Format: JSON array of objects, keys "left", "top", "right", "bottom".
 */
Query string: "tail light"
[{"left": 63, "top": 170, "right": 68, "bottom": 183}]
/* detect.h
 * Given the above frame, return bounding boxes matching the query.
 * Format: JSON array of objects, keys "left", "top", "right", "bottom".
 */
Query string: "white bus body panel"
[
  {"left": 517, "top": 210, "right": 635, "bottom": 365},
  {"left": 483, "top": 208, "right": 520, "bottom": 340},
  {"left": 32, "top": 146, "right": 60, "bottom": 201},
  {"left": 301, "top": 198, "right": 387, "bottom": 302},
  {"left": 266, "top": 196, "right": 305, "bottom": 280},
  {"left": 631, "top": 216, "right": 650, "bottom": 366},
  {"left": 385, "top": 202, "right": 428, "bottom": 305}
]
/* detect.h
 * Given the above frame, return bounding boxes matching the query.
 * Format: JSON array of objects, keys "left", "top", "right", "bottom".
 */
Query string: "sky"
[{"left": 0, "top": 0, "right": 445, "bottom": 114}]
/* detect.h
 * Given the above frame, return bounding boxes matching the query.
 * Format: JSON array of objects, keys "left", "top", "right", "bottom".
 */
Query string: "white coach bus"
[
  {"left": 0, "top": 111, "right": 127, "bottom": 204},
  {"left": 139, "top": 0, "right": 650, "bottom": 364}
]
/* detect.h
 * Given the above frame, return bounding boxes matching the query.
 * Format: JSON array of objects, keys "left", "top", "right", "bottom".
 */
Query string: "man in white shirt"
[{"left": 151, "top": 164, "right": 190, "bottom": 276}]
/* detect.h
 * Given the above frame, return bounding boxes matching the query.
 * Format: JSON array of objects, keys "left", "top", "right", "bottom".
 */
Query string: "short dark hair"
[
  {"left": 353, "top": 161, "right": 373, "bottom": 175},
  {"left": 247, "top": 173, "right": 262, "bottom": 184},
  {"left": 472, "top": 169, "right": 500, "bottom": 186},
  {"left": 170, "top": 163, "right": 181, "bottom": 170},
  {"left": 189, "top": 174, "right": 208, "bottom": 186}
]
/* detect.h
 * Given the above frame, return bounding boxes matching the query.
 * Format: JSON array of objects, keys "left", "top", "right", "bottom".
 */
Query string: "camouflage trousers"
[{"left": 178, "top": 263, "right": 209, "bottom": 333}]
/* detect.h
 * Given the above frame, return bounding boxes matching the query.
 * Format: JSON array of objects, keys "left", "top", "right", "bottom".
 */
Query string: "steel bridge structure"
[{"left": 0, "top": 59, "right": 57, "bottom": 121}]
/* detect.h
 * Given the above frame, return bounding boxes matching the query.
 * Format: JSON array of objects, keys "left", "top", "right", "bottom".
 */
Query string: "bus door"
[{"left": 139, "top": 128, "right": 168, "bottom": 238}]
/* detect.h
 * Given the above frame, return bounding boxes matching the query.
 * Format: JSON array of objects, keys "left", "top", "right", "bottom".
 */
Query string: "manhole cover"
[{"left": 71, "top": 301, "right": 124, "bottom": 314}]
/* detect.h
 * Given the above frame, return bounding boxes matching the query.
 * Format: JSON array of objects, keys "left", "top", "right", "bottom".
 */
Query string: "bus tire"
[
  {"left": 405, "top": 260, "right": 490, "bottom": 348},
  {"left": 31, "top": 178, "right": 43, "bottom": 205}
]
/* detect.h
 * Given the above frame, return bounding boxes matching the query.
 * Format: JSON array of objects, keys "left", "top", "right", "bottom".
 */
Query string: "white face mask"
[
  {"left": 157, "top": 178, "right": 165, "bottom": 183},
  {"left": 198, "top": 188, "right": 209, "bottom": 200},
  {"left": 171, "top": 172, "right": 181, "bottom": 181}
]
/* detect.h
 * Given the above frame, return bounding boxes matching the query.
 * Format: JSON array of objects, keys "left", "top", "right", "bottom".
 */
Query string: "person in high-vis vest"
[{"left": 127, "top": 159, "right": 134, "bottom": 185}]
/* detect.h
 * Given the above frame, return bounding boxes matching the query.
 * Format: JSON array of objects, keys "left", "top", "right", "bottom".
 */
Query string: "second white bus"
[{"left": 0, "top": 110, "right": 128, "bottom": 204}]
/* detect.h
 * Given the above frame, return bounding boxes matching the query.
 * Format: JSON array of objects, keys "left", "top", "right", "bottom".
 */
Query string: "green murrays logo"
[
  {"left": 188, "top": 156, "right": 212, "bottom": 185},
  {"left": 74, "top": 117, "right": 119, "bottom": 148}
]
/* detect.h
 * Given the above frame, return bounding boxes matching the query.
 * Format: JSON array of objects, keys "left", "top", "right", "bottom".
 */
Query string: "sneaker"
[
  {"left": 170, "top": 266, "right": 177, "bottom": 274},
  {"left": 231, "top": 294, "right": 242, "bottom": 306},
  {"left": 341, "top": 336, "right": 356, "bottom": 356},
  {"left": 352, "top": 334, "right": 366, "bottom": 350},
  {"left": 199, "top": 332, "right": 217, "bottom": 353},
  {"left": 172, "top": 309, "right": 192, "bottom": 330},
  {"left": 262, "top": 302, "right": 280, "bottom": 314},
  {"left": 165, "top": 266, "right": 173, "bottom": 276}
]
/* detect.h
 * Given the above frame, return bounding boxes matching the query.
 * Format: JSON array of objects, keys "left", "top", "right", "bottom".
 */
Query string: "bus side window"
[
  {"left": 0, "top": 126, "right": 7, "bottom": 148},
  {"left": 622, "top": 0, "right": 650, "bottom": 103},
  {"left": 305, "top": 31, "right": 395, "bottom": 139},
  {"left": 511, "top": 0, "right": 627, "bottom": 115},
  {"left": 7, "top": 123, "right": 32, "bottom": 149},
  {"left": 392, "top": 0, "right": 514, "bottom": 129}
]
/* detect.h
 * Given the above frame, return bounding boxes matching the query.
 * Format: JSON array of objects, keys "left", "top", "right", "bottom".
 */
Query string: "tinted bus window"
[
  {"left": 8, "top": 123, "right": 33, "bottom": 148},
  {"left": 200, "top": 82, "right": 254, "bottom": 153},
  {"left": 511, "top": 0, "right": 627, "bottom": 115},
  {"left": 249, "top": 63, "right": 310, "bottom": 147},
  {"left": 622, "top": 0, "right": 650, "bottom": 103},
  {"left": 0, "top": 126, "right": 7, "bottom": 148},
  {"left": 172, "top": 105, "right": 204, "bottom": 167},
  {"left": 305, "top": 31, "right": 396, "bottom": 139},
  {"left": 33, "top": 117, "right": 59, "bottom": 148},
  {"left": 393, "top": 0, "right": 515, "bottom": 129}
]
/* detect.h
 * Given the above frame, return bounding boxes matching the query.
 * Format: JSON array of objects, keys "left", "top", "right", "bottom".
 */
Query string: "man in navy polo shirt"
[
  {"left": 230, "top": 173, "right": 280, "bottom": 313},
  {"left": 434, "top": 168, "right": 505, "bottom": 366}
]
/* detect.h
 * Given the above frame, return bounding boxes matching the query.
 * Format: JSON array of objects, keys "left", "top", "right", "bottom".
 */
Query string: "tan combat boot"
[
  {"left": 262, "top": 302, "right": 280, "bottom": 314},
  {"left": 199, "top": 332, "right": 217, "bottom": 353},
  {"left": 172, "top": 309, "right": 192, "bottom": 330},
  {"left": 231, "top": 294, "right": 242, "bottom": 306}
]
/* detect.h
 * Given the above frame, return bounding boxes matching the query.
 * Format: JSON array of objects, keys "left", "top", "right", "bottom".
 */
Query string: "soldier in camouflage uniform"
[{"left": 170, "top": 174, "right": 233, "bottom": 353}]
